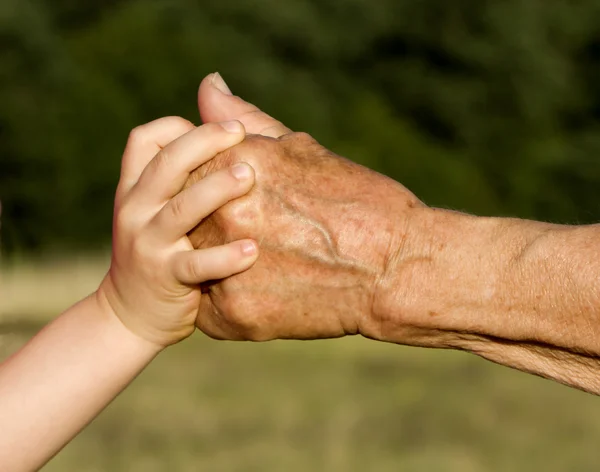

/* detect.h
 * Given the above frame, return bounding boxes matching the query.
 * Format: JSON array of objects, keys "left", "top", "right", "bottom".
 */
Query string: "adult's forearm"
[{"left": 373, "top": 208, "right": 600, "bottom": 394}]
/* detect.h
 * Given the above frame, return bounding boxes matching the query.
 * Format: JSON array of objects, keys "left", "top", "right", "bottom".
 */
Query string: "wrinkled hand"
[{"left": 187, "top": 74, "right": 425, "bottom": 341}]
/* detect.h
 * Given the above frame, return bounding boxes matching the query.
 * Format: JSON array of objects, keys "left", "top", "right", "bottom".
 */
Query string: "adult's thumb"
[{"left": 198, "top": 73, "right": 291, "bottom": 138}]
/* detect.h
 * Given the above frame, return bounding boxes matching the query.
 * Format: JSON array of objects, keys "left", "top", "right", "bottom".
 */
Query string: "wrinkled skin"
[{"left": 187, "top": 132, "right": 425, "bottom": 341}]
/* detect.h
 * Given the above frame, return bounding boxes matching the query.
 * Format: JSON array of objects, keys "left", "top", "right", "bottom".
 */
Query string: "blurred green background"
[{"left": 1, "top": 0, "right": 600, "bottom": 470}]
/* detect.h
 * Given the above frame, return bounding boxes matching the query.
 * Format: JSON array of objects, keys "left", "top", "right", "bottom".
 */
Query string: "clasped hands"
[
  {"left": 100, "top": 73, "right": 600, "bottom": 397},
  {"left": 186, "top": 74, "right": 427, "bottom": 345},
  {"left": 101, "top": 72, "right": 433, "bottom": 348},
  {"left": 5, "top": 72, "right": 599, "bottom": 472}
]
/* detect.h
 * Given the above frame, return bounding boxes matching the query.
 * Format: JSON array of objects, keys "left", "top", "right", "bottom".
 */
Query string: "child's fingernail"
[
  {"left": 231, "top": 162, "right": 252, "bottom": 181},
  {"left": 221, "top": 120, "right": 243, "bottom": 133},
  {"left": 241, "top": 240, "right": 257, "bottom": 257},
  {"left": 212, "top": 72, "right": 232, "bottom": 95}
]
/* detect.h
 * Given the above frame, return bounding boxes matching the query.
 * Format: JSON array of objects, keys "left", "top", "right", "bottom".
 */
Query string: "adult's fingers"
[
  {"left": 132, "top": 120, "right": 245, "bottom": 204},
  {"left": 118, "top": 116, "right": 195, "bottom": 200},
  {"left": 151, "top": 163, "right": 254, "bottom": 241},
  {"left": 198, "top": 73, "right": 291, "bottom": 138}
]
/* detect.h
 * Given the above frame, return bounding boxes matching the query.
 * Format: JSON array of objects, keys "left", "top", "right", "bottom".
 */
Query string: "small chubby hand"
[{"left": 97, "top": 116, "right": 259, "bottom": 349}]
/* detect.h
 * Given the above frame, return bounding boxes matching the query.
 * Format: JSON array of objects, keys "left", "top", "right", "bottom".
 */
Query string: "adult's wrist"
[
  {"left": 368, "top": 205, "right": 600, "bottom": 356},
  {"left": 365, "top": 207, "right": 531, "bottom": 348}
]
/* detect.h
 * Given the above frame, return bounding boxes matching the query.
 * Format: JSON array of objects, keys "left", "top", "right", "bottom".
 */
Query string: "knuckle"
[
  {"left": 168, "top": 194, "right": 187, "bottom": 221},
  {"left": 241, "top": 136, "right": 280, "bottom": 164},
  {"left": 217, "top": 200, "right": 259, "bottom": 232},
  {"left": 211, "top": 207, "right": 238, "bottom": 237},
  {"left": 115, "top": 209, "right": 129, "bottom": 232},
  {"left": 153, "top": 148, "right": 173, "bottom": 172},
  {"left": 280, "top": 131, "right": 315, "bottom": 143},
  {"left": 221, "top": 295, "right": 261, "bottom": 336},
  {"left": 114, "top": 199, "right": 135, "bottom": 230},
  {"left": 128, "top": 116, "right": 193, "bottom": 147},
  {"left": 164, "top": 116, "right": 194, "bottom": 131},
  {"left": 155, "top": 116, "right": 195, "bottom": 138},
  {"left": 127, "top": 124, "right": 147, "bottom": 147},
  {"left": 185, "top": 254, "right": 202, "bottom": 281}
]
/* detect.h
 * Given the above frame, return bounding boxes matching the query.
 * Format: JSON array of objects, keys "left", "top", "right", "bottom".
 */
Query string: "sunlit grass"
[{"left": 2, "top": 256, "right": 600, "bottom": 471}]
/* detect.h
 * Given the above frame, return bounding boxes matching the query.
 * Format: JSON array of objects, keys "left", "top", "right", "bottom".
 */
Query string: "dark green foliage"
[{"left": 1, "top": 0, "right": 599, "bottom": 254}]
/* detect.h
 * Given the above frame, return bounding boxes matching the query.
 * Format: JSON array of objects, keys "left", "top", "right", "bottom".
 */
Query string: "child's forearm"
[{"left": 0, "top": 293, "right": 161, "bottom": 471}]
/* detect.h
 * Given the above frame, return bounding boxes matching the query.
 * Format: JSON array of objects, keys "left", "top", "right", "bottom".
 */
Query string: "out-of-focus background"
[{"left": 1, "top": 1, "right": 600, "bottom": 470}]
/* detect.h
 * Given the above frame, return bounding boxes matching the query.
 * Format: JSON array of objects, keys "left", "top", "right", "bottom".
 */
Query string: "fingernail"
[
  {"left": 212, "top": 72, "right": 232, "bottom": 95},
  {"left": 231, "top": 162, "right": 252, "bottom": 181},
  {"left": 221, "top": 120, "right": 243, "bottom": 133},
  {"left": 241, "top": 240, "right": 257, "bottom": 257}
]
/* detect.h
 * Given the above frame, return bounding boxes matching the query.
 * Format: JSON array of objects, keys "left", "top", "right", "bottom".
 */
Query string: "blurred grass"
[{"left": 2, "top": 257, "right": 600, "bottom": 471}]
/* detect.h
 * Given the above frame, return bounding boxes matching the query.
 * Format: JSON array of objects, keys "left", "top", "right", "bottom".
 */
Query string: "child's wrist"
[{"left": 92, "top": 288, "right": 165, "bottom": 357}]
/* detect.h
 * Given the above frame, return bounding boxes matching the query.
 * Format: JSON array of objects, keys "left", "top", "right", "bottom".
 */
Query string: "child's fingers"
[
  {"left": 172, "top": 240, "right": 258, "bottom": 285},
  {"left": 118, "top": 117, "right": 195, "bottom": 200},
  {"left": 151, "top": 163, "right": 255, "bottom": 241},
  {"left": 133, "top": 121, "right": 246, "bottom": 205}
]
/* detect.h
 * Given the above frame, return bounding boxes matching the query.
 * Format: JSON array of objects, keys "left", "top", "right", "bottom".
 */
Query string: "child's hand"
[
  {"left": 97, "top": 117, "right": 258, "bottom": 349},
  {"left": 0, "top": 117, "right": 257, "bottom": 471}
]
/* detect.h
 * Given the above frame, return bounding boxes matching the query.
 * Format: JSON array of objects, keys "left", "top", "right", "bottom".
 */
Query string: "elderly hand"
[
  {"left": 187, "top": 74, "right": 425, "bottom": 342},
  {"left": 186, "top": 73, "right": 600, "bottom": 397}
]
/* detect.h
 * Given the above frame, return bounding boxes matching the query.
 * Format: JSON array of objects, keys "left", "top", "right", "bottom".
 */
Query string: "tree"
[{"left": 1, "top": 0, "right": 599, "bottom": 255}]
